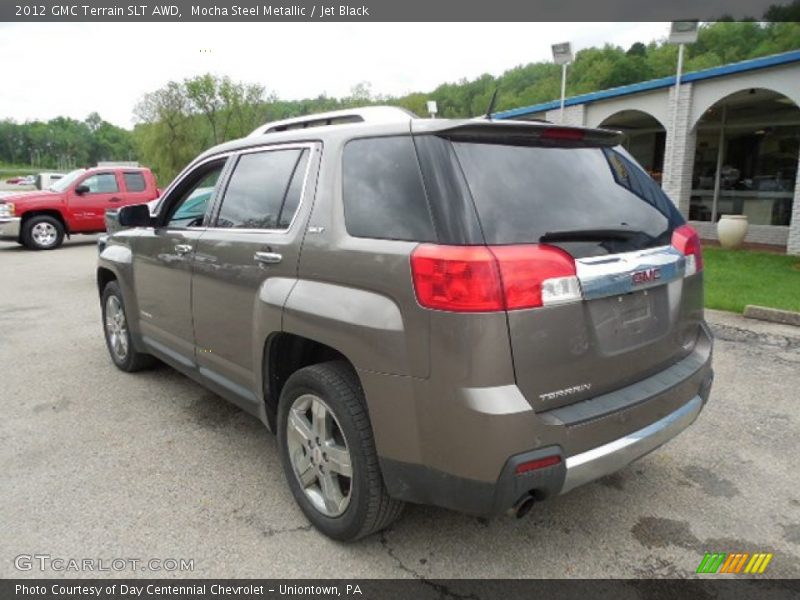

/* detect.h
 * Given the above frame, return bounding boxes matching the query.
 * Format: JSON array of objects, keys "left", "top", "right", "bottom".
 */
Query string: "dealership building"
[{"left": 496, "top": 50, "right": 800, "bottom": 255}]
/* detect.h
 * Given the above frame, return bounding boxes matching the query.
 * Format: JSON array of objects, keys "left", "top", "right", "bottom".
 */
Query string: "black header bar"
[
  {"left": 4, "top": 579, "right": 800, "bottom": 600},
  {"left": 0, "top": 0, "right": 790, "bottom": 22}
]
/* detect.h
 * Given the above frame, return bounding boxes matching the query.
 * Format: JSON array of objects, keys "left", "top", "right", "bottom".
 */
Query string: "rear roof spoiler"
[{"left": 413, "top": 119, "right": 624, "bottom": 147}]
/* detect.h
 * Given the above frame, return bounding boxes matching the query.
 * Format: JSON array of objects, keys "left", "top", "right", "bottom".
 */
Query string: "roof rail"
[{"left": 247, "top": 106, "right": 416, "bottom": 137}]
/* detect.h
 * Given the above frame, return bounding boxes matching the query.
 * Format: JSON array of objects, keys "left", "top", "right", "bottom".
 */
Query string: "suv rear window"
[
  {"left": 343, "top": 136, "right": 435, "bottom": 242},
  {"left": 451, "top": 142, "right": 682, "bottom": 253}
]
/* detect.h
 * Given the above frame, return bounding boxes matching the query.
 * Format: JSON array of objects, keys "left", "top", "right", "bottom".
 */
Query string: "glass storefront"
[
  {"left": 625, "top": 131, "right": 666, "bottom": 185},
  {"left": 690, "top": 91, "right": 799, "bottom": 226},
  {"left": 602, "top": 111, "right": 666, "bottom": 185}
]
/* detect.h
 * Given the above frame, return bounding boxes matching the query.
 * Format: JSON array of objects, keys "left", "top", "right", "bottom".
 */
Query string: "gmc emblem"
[{"left": 632, "top": 268, "right": 661, "bottom": 284}]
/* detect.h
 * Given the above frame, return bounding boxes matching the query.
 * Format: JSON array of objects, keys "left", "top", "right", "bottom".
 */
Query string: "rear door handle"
[
  {"left": 109, "top": 197, "right": 122, "bottom": 202},
  {"left": 254, "top": 251, "right": 282, "bottom": 265},
  {"left": 174, "top": 244, "right": 193, "bottom": 255}
]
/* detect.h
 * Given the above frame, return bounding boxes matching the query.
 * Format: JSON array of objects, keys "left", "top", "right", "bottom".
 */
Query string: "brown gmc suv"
[{"left": 97, "top": 107, "right": 714, "bottom": 540}]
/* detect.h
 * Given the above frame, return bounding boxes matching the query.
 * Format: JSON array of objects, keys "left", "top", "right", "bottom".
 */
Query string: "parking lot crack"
[
  {"left": 260, "top": 523, "right": 312, "bottom": 538},
  {"left": 379, "top": 532, "right": 483, "bottom": 600},
  {"left": 232, "top": 506, "right": 312, "bottom": 538},
  {"left": 379, "top": 531, "right": 423, "bottom": 579}
]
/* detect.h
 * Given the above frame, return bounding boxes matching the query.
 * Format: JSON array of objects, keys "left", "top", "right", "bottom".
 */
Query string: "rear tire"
[
  {"left": 22, "top": 215, "right": 64, "bottom": 250},
  {"left": 101, "top": 281, "right": 155, "bottom": 372},
  {"left": 277, "top": 361, "right": 404, "bottom": 541}
]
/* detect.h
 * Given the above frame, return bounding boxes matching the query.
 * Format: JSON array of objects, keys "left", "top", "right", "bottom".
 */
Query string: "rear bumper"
[
  {"left": 561, "top": 394, "right": 703, "bottom": 494},
  {"left": 380, "top": 386, "right": 710, "bottom": 516},
  {"left": 377, "top": 325, "right": 714, "bottom": 516},
  {"left": 0, "top": 217, "right": 21, "bottom": 241}
]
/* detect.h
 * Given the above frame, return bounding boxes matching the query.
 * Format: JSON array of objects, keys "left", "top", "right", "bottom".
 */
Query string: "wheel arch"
[
  {"left": 97, "top": 266, "right": 117, "bottom": 297},
  {"left": 96, "top": 252, "right": 144, "bottom": 353},
  {"left": 21, "top": 209, "right": 69, "bottom": 234},
  {"left": 262, "top": 332, "right": 356, "bottom": 432}
]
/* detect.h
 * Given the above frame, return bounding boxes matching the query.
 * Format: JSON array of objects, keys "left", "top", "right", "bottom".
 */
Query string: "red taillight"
[
  {"left": 490, "top": 244, "right": 578, "bottom": 309},
  {"left": 671, "top": 224, "right": 703, "bottom": 276},
  {"left": 410, "top": 244, "right": 580, "bottom": 312},
  {"left": 540, "top": 127, "right": 585, "bottom": 141},
  {"left": 515, "top": 455, "right": 562, "bottom": 475},
  {"left": 410, "top": 245, "right": 504, "bottom": 312}
]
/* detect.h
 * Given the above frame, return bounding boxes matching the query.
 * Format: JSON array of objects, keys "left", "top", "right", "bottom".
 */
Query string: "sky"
[{"left": 0, "top": 22, "right": 670, "bottom": 129}]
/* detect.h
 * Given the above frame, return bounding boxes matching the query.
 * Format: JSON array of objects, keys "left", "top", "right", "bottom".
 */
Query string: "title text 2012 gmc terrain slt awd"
[{"left": 97, "top": 107, "right": 713, "bottom": 541}]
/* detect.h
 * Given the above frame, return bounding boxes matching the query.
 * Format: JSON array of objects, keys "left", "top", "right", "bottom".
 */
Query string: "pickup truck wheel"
[
  {"left": 101, "top": 281, "right": 155, "bottom": 372},
  {"left": 22, "top": 215, "right": 64, "bottom": 250},
  {"left": 277, "top": 361, "right": 404, "bottom": 541}
]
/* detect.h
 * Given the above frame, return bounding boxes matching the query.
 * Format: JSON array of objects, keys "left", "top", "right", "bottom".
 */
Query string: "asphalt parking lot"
[
  {"left": 0, "top": 181, "right": 36, "bottom": 196},
  {"left": 1, "top": 239, "right": 799, "bottom": 580}
]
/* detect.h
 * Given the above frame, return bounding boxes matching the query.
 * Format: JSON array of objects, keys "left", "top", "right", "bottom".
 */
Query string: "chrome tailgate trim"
[{"left": 576, "top": 245, "right": 685, "bottom": 300}]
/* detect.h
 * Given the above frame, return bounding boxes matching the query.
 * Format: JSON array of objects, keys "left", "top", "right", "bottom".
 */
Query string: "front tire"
[
  {"left": 22, "top": 215, "right": 64, "bottom": 250},
  {"left": 101, "top": 281, "right": 155, "bottom": 372},
  {"left": 277, "top": 361, "right": 404, "bottom": 541}
]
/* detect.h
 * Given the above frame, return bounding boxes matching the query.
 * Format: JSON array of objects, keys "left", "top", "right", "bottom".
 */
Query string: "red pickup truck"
[{"left": 0, "top": 166, "right": 158, "bottom": 250}]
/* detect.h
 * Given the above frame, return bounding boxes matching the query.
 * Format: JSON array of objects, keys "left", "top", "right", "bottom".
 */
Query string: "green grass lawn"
[
  {"left": 0, "top": 166, "right": 38, "bottom": 180},
  {"left": 702, "top": 246, "right": 800, "bottom": 313}
]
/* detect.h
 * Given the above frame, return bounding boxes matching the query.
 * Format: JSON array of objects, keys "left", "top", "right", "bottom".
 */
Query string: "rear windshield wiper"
[{"left": 539, "top": 227, "right": 646, "bottom": 243}]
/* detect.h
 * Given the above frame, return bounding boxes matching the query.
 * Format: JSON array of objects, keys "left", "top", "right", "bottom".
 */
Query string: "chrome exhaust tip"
[{"left": 508, "top": 494, "right": 536, "bottom": 519}]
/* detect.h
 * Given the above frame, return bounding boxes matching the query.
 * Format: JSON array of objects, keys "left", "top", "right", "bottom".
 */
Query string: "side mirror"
[
  {"left": 74, "top": 184, "right": 90, "bottom": 195},
  {"left": 118, "top": 204, "right": 152, "bottom": 228}
]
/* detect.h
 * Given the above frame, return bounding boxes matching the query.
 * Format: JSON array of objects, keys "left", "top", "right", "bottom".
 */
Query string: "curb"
[
  {"left": 705, "top": 308, "right": 800, "bottom": 349},
  {"left": 743, "top": 305, "right": 800, "bottom": 327}
]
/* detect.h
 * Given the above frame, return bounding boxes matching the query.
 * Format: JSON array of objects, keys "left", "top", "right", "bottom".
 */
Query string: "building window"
[{"left": 690, "top": 89, "right": 798, "bottom": 226}]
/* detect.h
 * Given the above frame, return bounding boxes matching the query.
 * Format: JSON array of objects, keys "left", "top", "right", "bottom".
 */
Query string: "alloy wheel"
[
  {"left": 31, "top": 222, "right": 58, "bottom": 248},
  {"left": 104, "top": 295, "right": 129, "bottom": 362},
  {"left": 286, "top": 394, "right": 353, "bottom": 517}
]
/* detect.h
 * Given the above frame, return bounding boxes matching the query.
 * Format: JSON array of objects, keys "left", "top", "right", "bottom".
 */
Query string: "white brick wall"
[
  {"left": 662, "top": 83, "right": 695, "bottom": 217},
  {"left": 787, "top": 153, "right": 800, "bottom": 255},
  {"left": 544, "top": 105, "right": 586, "bottom": 127}
]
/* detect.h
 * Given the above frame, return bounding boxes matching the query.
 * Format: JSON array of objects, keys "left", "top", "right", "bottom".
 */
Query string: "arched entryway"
[
  {"left": 690, "top": 88, "right": 799, "bottom": 225},
  {"left": 599, "top": 110, "right": 666, "bottom": 184}
]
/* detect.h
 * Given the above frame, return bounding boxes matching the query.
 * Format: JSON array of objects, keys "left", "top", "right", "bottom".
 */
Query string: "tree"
[
  {"left": 133, "top": 81, "right": 197, "bottom": 180},
  {"left": 627, "top": 42, "right": 647, "bottom": 57},
  {"left": 185, "top": 74, "right": 225, "bottom": 145},
  {"left": 764, "top": 0, "right": 800, "bottom": 21}
]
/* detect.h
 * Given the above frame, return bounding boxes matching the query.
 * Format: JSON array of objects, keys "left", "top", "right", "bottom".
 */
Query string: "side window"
[
  {"left": 342, "top": 136, "right": 436, "bottom": 242},
  {"left": 604, "top": 147, "right": 677, "bottom": 221},
  {"left": 215, "top": 148, "right": 306, "bottom": 230},
  {"left": 123, "top": 172, "right": 147, "bottom": 192},
  {"left": 81, "top": 173, "right": 119, "bottom": 194},
  {"left": 166, "top": 165, "right": 223, "bottom": 228}
]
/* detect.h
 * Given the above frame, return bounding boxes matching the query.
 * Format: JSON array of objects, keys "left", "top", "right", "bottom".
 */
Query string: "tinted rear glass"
[
  {"left": 451, "top": 142, "right": 683, "bottom": 253},
  {"left": 343, "top": 136, "right": 436, "bottom": 242},
  {"left": 123, "top": 172, "right": 146, "bottom": 192}
]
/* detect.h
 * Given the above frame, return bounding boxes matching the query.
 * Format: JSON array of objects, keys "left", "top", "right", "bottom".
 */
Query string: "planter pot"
[{"left": 717, "top": 214, "right": 748, "bottom": 249}]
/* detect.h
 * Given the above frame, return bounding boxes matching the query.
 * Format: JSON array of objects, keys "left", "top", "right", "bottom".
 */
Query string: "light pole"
[
  {"left": 551, "top": 42, "right": 573, "bottom": 124},
  {"left": 667, "top": 21, "right": 699, "bottom": 190},
  {"left": 426, "top": 100, "right": 438, "bottom": 119}
]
